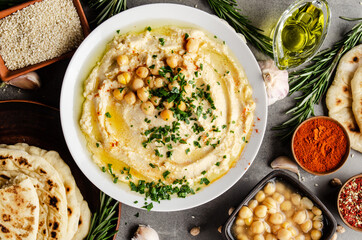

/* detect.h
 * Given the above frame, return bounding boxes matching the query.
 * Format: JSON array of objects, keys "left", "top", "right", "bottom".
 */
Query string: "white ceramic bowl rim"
[{"left": 60, "top": 3, "right": 267, "bottom": 212}]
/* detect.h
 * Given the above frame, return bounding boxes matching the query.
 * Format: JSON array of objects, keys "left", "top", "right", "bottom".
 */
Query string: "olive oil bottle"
[{"left": 273, "top": 0, "right": 330, "bottom": 69}]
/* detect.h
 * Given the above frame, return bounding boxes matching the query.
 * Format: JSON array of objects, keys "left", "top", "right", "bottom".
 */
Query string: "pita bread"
[
  {"left": 326, "top": 44, "right": 362, "bottom": 152},
  {"left": 0, "top": 175, "right": 39, "bottom": 240},
  {"left": 0, "top": 147, "right": 68, "bottom": 240},
  {"left": 0, "top": 143, "right": 91, "bottom": 240},
  {"left": 351, "top": 65, "right": 362, "bottom": 130}
]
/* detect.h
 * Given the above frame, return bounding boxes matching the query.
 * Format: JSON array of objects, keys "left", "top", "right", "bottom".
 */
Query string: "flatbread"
[
  {"left": 351, "top": 65, "right": 362, "bottom": 130},
  {"left": 0, "top": 147, "right": 68, "bottom": 240},
  {"left": 326, "top": 44, "right": 362, "bottom": 152},
  {"left": 0, "top": 175, "right": 39, "bottom": 240},
  {"left": 0, "top": 143, "right": 91, "bottom": 240}
]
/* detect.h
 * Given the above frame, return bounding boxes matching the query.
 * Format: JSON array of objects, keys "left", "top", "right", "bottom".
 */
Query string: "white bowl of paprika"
[{"left": 291, "top": 116, "right": 350, "bottom": 175}]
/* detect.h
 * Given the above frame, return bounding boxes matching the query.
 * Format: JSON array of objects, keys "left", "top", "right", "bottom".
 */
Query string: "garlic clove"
[
  {"left": 132, "top": 225, "right": 159, "bottom": 240},
  {"left": 258, "top": 60, "right": 289, "bottom": 105},
  {"left": 271, "top": 156, "right": 301, "bottom": 180},
  {"left": 7, "top": 72, "right": 41, "bottom": 90}
]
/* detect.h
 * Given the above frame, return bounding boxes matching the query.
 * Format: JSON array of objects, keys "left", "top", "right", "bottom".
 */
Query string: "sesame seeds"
[{"left": 0, "top": 0, "right": 84, "bottom": 70}]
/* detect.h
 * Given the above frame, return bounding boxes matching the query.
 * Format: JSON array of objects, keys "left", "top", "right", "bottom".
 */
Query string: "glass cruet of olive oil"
[{"left": 273, "top": 0, "right": 330, "bottom": 70}]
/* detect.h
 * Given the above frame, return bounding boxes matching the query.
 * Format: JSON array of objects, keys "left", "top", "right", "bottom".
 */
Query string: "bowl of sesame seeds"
[
  {"left": 337, "top": 174, "right": 362, "bottom": 232},
  {"left": 0, "top": 0, "right": 90, "bottom": 81}
]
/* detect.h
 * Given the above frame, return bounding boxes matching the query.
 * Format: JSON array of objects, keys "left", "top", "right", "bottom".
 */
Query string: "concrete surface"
[{"left": 0, "top": 0, "right": 361, "bottom": 239}]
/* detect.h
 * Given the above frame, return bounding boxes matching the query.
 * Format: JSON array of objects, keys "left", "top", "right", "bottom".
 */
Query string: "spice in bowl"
[
  {"left": 292, "top": 117, "right": 349, "bottom": 174},
  {"left": 338, "top": 175, "right": 362, "bottom": 230}
]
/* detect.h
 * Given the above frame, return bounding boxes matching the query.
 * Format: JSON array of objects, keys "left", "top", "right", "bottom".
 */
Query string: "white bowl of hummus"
[{"left": 60, "top": 3, "right": 267, "bottom": 211}]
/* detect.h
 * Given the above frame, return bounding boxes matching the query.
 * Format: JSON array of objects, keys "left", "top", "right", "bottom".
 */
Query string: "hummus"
[{"left": 80, "top": 26, "right": 255, "bottom": 191}]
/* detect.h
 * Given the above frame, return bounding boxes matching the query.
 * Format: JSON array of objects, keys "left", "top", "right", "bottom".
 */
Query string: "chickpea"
[
  {"left": 140, "top": 101, "right": 154, "bottom": 115},
  {"left": 307, "top": 210, "right": 314, "bottom": 220},
  {"left": 295, "top": 235, "right": 306, "bottom": 240},
  {"left": 186, "top": 38, "right": 200, "bottom": 53},
  {"left": 280, "top": 201, "right": 292, "bottom": 211},
  {"left": 163, "top": 101, "right": 174, "bottom": 109},
  {"left": 251, "top": 221, "right": 265, "bottom": 234},
  {"left": 150, "top": 96, "right": 161, "bottom": 106},
  {"left": 244, "top": 217, "right": 253, "bottom": 226},
  {"left": 313, "top": 220, "right": 323, "bottom": 230},
  {"left": 305, "top": 234, "right": 312, "bottom": 240},
  {"left": 269, "top": 213, "right": 284, "bottom": 225},
  {"left": 272, "top": 224, "right": 281, "bottom": 234},
  {"left": 183, "top": 84, "right": 192, "bottom": 98},
  {"left": 235, "top": 218, "right": 245, "bottom": 226},
  {"left": 264, "top": 182, "right": 276, "bottom": 195},
  {"left": 132, "top": 78, "right": 145, "bottom": 90},
  {"left": 145, "top": 76, "right": 154, "bottom": 88},
  {"left": 281, "top": 221, "right": 291, "bottom": 229},
  {"left": 113, "top": 88, "right": 126, "bottom": 101},
  {"left": 166, "top": 55, "right": 178, "bottom": 68},
  {"left": 263, "top": 197, "right": 277, "bottom": 213},
  {"left": 254, "top": 235, "right": 265, "bottom": 240},
  {"left": 291, "top": 193, "right": 301, "bottom": 206},
  {"left": 234, "top": 225, "right": 244, "bottom": 234},
  {"left": 263, "top": 221, "right": 271, "bottom": 233},
  {"left": 238, "top": 206, "right": 253, "bottom": 219},
  {"left": 313, "top": 215, "right": 323, "bottom": 221},
  {"left": 284, "top": 190, "right": 291, "bottom": 200},
  {"left": 124, "top": 91, "right": 136, "bottom": 105},
  {"left": 136, "top": 67, "right": 149, "bottom": 78},
  {"left": 116, "top": 55, "right": 129, "bottom": 66},
  {"left": 265, "top": 233, "right": 277, "bottom": 240},
  {"left": 272, "top": 192, "right": 285, "bottom": 204},
  {"left": 293, "top": 210, "right": 307, "bottom": 225},
  {"left": 137, "top": 87, "right": 150, "bottom": 102},
  {"left": 154, "top": 77, "right": 165, "bottom": 88},
  {"left": 150, "top": 65, "right": 160, "bottom": 75},
  {"left": 254, "top": 205, "right": 268, "bottom": 218},
  {"left": 312, "top": 206, "right": 322, "bottom": 216},
  {"left": 301, "top": 220, "right": 312, "bottom": 233},
  {"left": 301, "top": 197, "right": 314, "bottom": 210},
  {"left": 177, "top": 101, "right": 186, "bottom": 111},
  {"left": 117, "top": 72, "right": 131, "bottom": 85},
  {"left": 277, "top": 229, "right": 292, "bottom": 240},
  {"left": 248, "top": 199, "right": 258, "bottom": 210},
  {"left": 160, "top": 109, "right": 174, "bottom": 121},
  {"left": 236, "top": 234, "right": 248, "bottom": 240},
  {"left": 255, "top": 191, "right": 266, "bottom": 202},
  {"left": 288, "top": 226, "right": 299, "bottom": 237},
  {"left": 168, "top": 81, "right": 180, "bottom": 91},
  {"left": 275, "top": 182, "right": 286, "bottom": 193},
  {"left": 310, "top": 230, "right": 322, "bottom": 240},
  {"left": 284, "top": 210, "right": 294, "bottom": 218}
]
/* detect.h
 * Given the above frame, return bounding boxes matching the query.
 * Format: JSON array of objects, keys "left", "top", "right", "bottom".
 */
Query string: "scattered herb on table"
[
  {"left": 88, "top": 0, "right": 127, "bottom": 25},
  {"left": 274, "top": 18, "right": 362, "bottom": 138},
  {"left": 85, "top": 192, "right": 119, "bottom": 240},
  {"left": 207, "top": 0, "right": 273, "bottom": 58}
]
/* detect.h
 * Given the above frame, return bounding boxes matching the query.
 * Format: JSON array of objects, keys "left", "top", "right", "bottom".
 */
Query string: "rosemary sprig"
[
  {"left": 88, "top": 0, "right": 127, "bottom": 25},
  {"left": 274, "top": 18, "right": 362, "bottom": 138},
  {"left": 85, "top": 192, "right": 119, "bottom": 240},
  {"left": 207, "top": 0, "right": 273, "bottom": 58}
]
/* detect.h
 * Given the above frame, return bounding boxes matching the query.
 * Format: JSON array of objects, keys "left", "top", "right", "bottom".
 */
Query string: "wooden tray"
[{"left": 0, "top": 100, "right": 121, "bottom": 239}]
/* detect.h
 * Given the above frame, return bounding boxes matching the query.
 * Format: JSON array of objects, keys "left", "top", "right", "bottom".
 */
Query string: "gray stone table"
[{"left": 0, "top": 0, "right": 361, "bottom": 239}]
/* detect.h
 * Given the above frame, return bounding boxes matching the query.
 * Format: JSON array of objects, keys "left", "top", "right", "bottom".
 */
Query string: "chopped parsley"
[
  {"left": 242, "top": 136, "right": 248, "bottom": 143},
  {"left": 159, "top": 38, "right": 165, "bottom": 46},
  {"left": 149, "top": 64, "right": 155, "bottom": 69},
  {"left": 184, "top": 33, "right": 189, "bottom": 40},
  {"left": 96, "top": 142, "right": 100, "bottom": 148},
  {"left": 116, "top": 29, "right": 120, "bottom": 34},
  {"left": 201, "top": 170, "right": 206, "bottom": 175},
  {"left": 185, "top": 148, "right": 190, "bottom": 154},
  {"left": 105, "top": 112, "right": 111, "bottom": 118},
  {"left": 193, "top": 141, "right": 201, "bottom": 148},
  {"left": 142, "top": 202, "right": 153, "bottom": 211},
  {"left": 223, "top": 155, "right": 227, "bottom": 159},
  {"left": 200, "top": 177, "right": 210, "bottom": 185},
  {"left": 134, "top": 212, "right": 139, "bottom": 217},
  {"left": 215, "top": 162, "right": 220, "bottom": 166},
  {"left": 146, "top": 26, "right": 152, "bottom": 31},
  {"left": 152, "top": 54, "right": 157, "bottom": 58},
  {"left": 200, "top": 63, "right": 203, "bottom": 70},
  {"left": 149, "top": 163, "right": 157, "bottom": 168},
  {"left": 162, "top": 170, "right": 170, "bottom": 179}
]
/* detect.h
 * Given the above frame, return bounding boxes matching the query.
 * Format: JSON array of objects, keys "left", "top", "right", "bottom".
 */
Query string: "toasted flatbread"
[
  {"left": 326, "top": 44, "right": 362, "bottom": 152},
  {"left": 0, "top": 143, "right": 91, "bottom": 240},
  {"left": 0, "top": 147, "right": 68, "bottom": 240},
  {"left": 0, "top": 175, "right": 39, "bottom": 240},
  {"left": 351, "top": 65, "right": 362, "bottom": 130}
]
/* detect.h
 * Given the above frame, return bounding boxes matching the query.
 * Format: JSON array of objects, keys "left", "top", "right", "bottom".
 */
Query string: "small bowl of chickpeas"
[{"left": 223, "top": 170, "right": 336, "bottom": 240}]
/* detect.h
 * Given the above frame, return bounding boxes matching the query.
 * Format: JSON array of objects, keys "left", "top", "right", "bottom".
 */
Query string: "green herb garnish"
[{"left": 159, "top": 38, "right": 165, "bottom": 46}]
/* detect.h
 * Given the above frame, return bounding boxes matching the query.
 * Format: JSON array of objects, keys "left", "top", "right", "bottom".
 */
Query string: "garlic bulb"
[
  {"left": 271, "top": 156, "right": 301, "bottom": 180},
  {"left": 7, "top": 72, "right": 40, "bottom": 90},
  {"left": 258, "top": 60, "right": 289, "bottom": 105},
  {"left": 132, "top": 225, "right": 159, "bottom": 240}
]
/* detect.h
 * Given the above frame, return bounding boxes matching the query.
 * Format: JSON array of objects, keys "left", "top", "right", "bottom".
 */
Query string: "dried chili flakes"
[{"left": 338, "top": 177, "right": 362, "bottom": 228}]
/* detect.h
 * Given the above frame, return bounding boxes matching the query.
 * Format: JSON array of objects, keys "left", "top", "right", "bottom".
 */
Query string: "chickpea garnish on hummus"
[{"left": 80, "top": 26, "right": 255, "bottom": 208}]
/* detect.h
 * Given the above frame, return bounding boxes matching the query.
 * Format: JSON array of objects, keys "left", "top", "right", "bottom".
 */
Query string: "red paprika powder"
[{"left": 293, "top": 118, "right": 348, "bottom": 173}]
